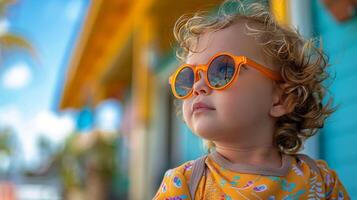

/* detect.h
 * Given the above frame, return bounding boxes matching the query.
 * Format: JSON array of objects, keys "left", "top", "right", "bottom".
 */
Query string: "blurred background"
[{"left": 0, "top": 0, "right": 356, "bottom": 199}]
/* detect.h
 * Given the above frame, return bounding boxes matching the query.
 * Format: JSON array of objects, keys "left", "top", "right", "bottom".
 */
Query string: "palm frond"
[
  {"left": 0, "top": 33, "right": 35, "bottom": 55},
  {"left": 0, "top": 0, "right": 16, "bottom": 15}
]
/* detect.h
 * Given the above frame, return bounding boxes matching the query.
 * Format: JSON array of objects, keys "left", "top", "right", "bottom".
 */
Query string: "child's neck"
[{"left": 214, "top": 143, "right": 282, "bottom": 169}]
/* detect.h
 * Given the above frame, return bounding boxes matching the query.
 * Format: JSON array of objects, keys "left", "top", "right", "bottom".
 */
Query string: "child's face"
[{"left": 182, "top": 21, "right": 285, "bottom": 144}]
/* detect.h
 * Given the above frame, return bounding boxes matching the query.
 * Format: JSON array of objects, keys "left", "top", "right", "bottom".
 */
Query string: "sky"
[{"left": 0, "top": 0, "right": 90, "bottom": 167}]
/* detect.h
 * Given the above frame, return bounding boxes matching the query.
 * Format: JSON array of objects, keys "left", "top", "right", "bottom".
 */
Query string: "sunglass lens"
[
  {"left": 207, "top": 55, "right": 235, "bottom": 88},
  {"left": 174, "top": 66, "right": 194, "bottom": 98}
]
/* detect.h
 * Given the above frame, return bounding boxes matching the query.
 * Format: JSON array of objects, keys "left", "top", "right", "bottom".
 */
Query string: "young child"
[{"left": 154, "top": 0, "right": 350, "bottom": 199}]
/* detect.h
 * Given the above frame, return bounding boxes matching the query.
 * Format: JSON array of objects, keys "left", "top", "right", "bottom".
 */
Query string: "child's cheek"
[
  {"left": 182, "top": 100, "right": 191, "bottom": 123},
  {"left": 219, "top": 85, "right": 269, "bottom": 123}
]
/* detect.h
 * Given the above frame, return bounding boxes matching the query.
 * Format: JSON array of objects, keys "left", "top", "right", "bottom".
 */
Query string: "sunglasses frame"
[{"left": 169, "top": 52, "right": 282, "bottom": 99}]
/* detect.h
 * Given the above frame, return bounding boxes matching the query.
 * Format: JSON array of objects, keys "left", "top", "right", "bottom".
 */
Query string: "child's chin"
[
  {"left": 194, "top": 127, "right": 220, "bottom": 140},
  {"left": 191, "top": 115, "right": 215, "bottom": 128}
]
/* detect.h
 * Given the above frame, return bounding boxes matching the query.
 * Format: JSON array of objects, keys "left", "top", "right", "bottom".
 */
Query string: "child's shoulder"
[
  {"left": 292, "top": 154, "right": 350, "bottom": 199},
  {"left": 292, "top": 154, "right": 335, "bottom": 175},
  {"left": 314, "top": 159, "right": 334, "bottom": 171},
  {"left": 293, "top": 153, "right": 336, "bottom": 174},
  {"left": 313, "top": 158, "right": 341, "bottom": 183},
  {"left": 165, "top": 160, "right": 196, "bottom": 181},
  {"left": 153, "top": 160, "right": 196, "bottom": 199}
]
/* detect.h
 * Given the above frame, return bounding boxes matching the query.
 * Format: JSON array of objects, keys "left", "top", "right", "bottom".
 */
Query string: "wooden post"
[{"left": 129, "top": 0, "right": 155, "bottom": 199}]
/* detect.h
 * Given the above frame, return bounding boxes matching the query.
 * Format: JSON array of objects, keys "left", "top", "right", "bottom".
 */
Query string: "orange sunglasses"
[{"left": 169, "top": 52, "right": 282, "bottom": 99}]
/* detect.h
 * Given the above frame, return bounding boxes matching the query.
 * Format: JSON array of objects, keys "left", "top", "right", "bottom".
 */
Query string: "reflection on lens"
[
  {"left": 175, "top": 67, "right": 194, "bottom": 97},
  {"left": 208, "top": 55, "right": 235, "bottom": 88}
]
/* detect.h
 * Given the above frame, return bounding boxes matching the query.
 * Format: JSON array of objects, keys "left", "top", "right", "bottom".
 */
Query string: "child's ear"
[{"left": 270, "top": 84, "right": 288, "bottom": 117}]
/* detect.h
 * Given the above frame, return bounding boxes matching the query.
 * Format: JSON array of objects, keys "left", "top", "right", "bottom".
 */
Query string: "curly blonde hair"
[{"left": 173, "top": 0, "right": 334, "bottom": 154}]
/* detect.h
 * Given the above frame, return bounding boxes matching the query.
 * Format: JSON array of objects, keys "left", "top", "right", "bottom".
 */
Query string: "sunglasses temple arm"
[{"left": 245, "top": 59, "right": 282, "bottom": 81}]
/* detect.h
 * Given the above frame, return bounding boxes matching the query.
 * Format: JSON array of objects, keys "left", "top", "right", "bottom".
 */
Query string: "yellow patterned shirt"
[{"left": 153, "top": 152, "right": 350, "bottom": 200}]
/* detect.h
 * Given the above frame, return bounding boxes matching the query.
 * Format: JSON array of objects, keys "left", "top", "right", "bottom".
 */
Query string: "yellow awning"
[{"left": 59, "top": 0, "right": 224, "bottom": 110}]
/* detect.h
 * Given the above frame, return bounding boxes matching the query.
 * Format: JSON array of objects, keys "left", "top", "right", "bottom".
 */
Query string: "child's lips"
[{"left": 192, "top": 102, "right": 216, "bottom": 113}]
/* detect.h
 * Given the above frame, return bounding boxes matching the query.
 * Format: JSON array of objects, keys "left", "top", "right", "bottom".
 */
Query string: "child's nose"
[{"left": 192, "top": 71, "right": 212, "bottom": 96}]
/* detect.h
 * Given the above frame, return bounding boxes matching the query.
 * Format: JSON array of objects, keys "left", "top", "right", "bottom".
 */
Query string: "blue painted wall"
[
  {"left": 313, "top": 0, "right": 357, "bottom": 197},
  {"left": 178, "top": 125, "right": 205, "bottom": 163}
]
